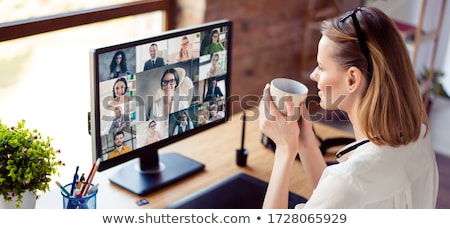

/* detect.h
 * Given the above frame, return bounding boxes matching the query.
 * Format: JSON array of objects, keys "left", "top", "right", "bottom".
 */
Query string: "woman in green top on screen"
[{"left": 203, "top": 30, "right": 225, "bottom": 55}]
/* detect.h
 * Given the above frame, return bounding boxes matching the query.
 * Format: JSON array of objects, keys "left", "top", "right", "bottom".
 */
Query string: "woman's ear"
[{"left": 346, "top": 66, "right": 364, "bottom": 93}]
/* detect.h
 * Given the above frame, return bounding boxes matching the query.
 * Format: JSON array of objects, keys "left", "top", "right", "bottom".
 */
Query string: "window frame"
[{"left": 0, "top": 0, "right": 176, "bottom": 42}]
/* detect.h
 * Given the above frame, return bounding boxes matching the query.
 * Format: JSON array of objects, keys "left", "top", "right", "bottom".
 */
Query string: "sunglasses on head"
[{"left": 340, "top": 7, "right": 373, "bottom": 80}]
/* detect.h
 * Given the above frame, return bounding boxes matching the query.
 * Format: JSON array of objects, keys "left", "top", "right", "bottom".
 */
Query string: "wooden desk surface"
[{"left": 37, "top": 108, "right": 353, "bottom": 209}]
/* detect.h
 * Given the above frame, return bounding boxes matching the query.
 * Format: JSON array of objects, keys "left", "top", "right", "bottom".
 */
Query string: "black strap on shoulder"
[
  {"left": 320, "top": 137, "right": 357, "bottom": 155},
  {"left": 313, "top": 126, "right": 356, "bottom": 155},
  {"left": 336, "top": 139, "right": 370, "bottom": 159}
]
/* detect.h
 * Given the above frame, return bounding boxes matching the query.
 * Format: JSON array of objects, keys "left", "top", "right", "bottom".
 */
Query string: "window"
[
  {"left": 0, "top": 0, "right": 137, "bottom": 23},
  {"left": 0, "top": 0, "right": 172, "bottom": 188}
]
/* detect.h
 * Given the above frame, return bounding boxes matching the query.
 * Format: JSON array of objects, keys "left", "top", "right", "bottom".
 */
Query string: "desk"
[{"left": 37, "top": 108, "right": 353, "bottom": 209}]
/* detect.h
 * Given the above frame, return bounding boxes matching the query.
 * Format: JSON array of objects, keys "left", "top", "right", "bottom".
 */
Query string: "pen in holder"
[
  {"left": 61, "top": 183, "right": 98, "bottom": 209},
  {"left": 236, "top": 111, "right": 248, "bottom": 167}
]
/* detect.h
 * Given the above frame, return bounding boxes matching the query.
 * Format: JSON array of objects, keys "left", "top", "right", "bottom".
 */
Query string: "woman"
[
  {"left": 150, "top": 68, "right": 190, "bottom": 119},
  {"left": 259, "top": 7, "right": 439, "bottom": 209},
  {"left": 208, "top": 103, "right": 223, "bottom": 123},
  {"left": 206, "top": 53, "right": 226, "bottom": 78},
  {"left": 109, "top": 50, "right": 130, "bottom": 79},
  {"left": 176, "top": 36, "right": 192, "bottom": 62},
  {"left": 108, "top": 77, "right": 132, "bottom": 107},
  {"left": 203, "top": 30, "right": 225, "bottom": 55},
  {"left": 144, "top": 120, "right": 163, "bottom": 145}
]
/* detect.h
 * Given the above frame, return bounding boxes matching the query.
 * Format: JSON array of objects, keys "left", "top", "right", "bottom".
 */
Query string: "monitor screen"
[{"left": 89, "top": 20, "right": 232, "bottom": 195}]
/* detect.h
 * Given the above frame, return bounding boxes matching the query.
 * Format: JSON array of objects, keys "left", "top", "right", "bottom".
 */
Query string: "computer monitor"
[{"left": 89, "top": 20, "right": 232, "bottom": 195}]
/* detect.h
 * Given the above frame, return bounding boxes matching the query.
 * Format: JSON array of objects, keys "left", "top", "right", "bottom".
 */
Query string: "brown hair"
[{"left": 321, "top": 7, "right": 428, "bottom": 147}]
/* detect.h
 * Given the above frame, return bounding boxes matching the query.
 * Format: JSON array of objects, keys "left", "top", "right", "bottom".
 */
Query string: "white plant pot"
[{"left": 0, "top": 190, "right": 37, "bottom": 209}]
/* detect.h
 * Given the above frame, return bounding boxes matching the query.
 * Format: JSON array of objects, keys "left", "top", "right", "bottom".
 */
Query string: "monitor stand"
[{"left": 109, "top": 152, "right": 205, "bottom": 196}]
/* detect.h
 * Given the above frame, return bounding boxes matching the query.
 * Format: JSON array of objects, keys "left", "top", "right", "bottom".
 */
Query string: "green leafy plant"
[
  {"left": 419, "top": 67, "right": 449, "bottom": 99},
  {"left": 0, "top": 119, "right": 64, "bottom": 208}
]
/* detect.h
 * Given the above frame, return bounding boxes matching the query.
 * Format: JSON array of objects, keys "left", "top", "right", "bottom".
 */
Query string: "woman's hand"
[
  {"left": 259, "top": 84, "right": 299, "bottom": 159},
  {"left": 259, "top": 83, "right": 301, "bottom": 208},
  {"left": 260, "top": 83, "right": 326, "bottom": 194},
  {"left": 258, "top": 83, "right": 318, "bottom": 157}
]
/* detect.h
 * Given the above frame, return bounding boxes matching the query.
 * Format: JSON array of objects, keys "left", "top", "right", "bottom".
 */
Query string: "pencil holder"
[{"left": 61, "top": 183, "right": 98, "bottom": 209}]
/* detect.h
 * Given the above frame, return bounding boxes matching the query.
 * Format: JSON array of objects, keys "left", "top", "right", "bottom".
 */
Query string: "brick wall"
[
  {"left": 176, "top": 0, "right": 356, "bottom": 114},
  {"left": 203, "top": 0, "right": 310, "bottom": 114}
]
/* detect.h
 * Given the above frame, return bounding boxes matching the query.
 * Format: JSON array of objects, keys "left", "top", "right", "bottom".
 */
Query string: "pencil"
[
  {"left": 55, "top": 181, "right": 70, "bottom": 196},
  {"left": 80, "top": 158, "right": 101, "bottom": 196}
]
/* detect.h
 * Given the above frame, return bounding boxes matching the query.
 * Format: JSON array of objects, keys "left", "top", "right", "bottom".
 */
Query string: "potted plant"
[
  {"left": 0, "top": 119, "right": 64, "bottom": 208},
  {"left": 418, "top": 67, "right": 449, "bottom": 113},
  {"left": 418, "top": 67, "right": 449, "bottom": 99}
]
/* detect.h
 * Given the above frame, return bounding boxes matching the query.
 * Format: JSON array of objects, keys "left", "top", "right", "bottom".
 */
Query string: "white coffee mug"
[{"left": 269, "top": 78, "right": 308, "bottom": 114}]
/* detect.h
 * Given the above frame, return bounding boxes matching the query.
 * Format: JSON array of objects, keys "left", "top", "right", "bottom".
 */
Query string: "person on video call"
[
  {"left": 108, "top": 130, "right": 132, "bottom": 159},
  {"left": 143, "top": 43, "right": 165, "bottom": 71},
  {"left": 172, "top": 111, "right": 194, "bottom": 135},
  {"left": 176, "top": 36, "right": 192, "bottom": 62},
  {"left": 206, "top": 53, "right": 226, "bottom": 78},
  {"left": 109, "top": 50, "right": 130, "bottom": 79},
  {"left": 259, "top": 7, "right": 438, "bottom": 209},
  {"left": 108, "top": 77, "right": 132, "bottom": 108},
  {"left": 203, "top": 30, "right": 225, "bottom": 55},
  {"left": 150, "top": 68, "right": 190, "bottom": 120},
  {"left": 144, "top": 120, "right": 163, "bottom": 145},
  {"left": 208, "top": 103, "right": 223, "bottom": 123},
  {"left": 204, "top": 78, "right": 223, "bottom": 102},
  {"left": 109, "top": 106, "right": 130, "bottom": 135}
]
